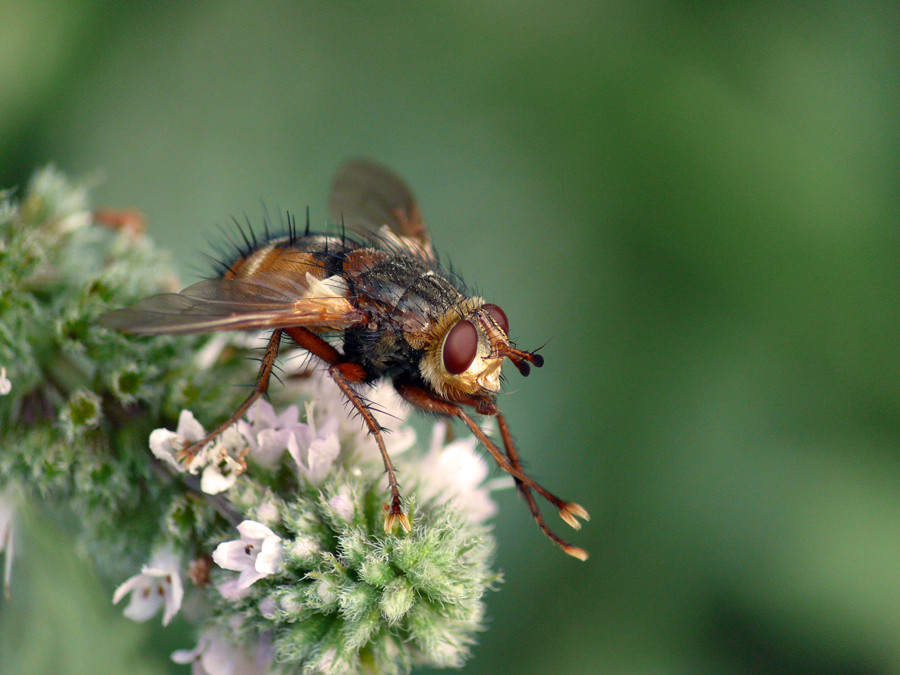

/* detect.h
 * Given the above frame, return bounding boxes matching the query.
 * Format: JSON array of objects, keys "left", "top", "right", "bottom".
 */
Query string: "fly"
[{"left": 100, "top": 159, "right": 589, "bottom": 560}]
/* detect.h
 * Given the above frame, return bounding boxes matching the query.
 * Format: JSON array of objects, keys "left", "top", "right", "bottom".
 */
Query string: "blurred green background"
[{"left": 2, "top": 1, "right": 899, "bottom": 673}]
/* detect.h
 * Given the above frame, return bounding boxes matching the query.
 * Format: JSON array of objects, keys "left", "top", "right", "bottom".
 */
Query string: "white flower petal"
[
  {"left": 237, "top": 567, "right": 267, "bottom": 590},
  {"left": 212, "top": 540, "right": 254, "bottom": 573},
  {"left": 414, "top": 422, "right": 505, "bottom": 524},
  {"left": 201, "top": 463, "right": 237, "bottom": 495},
  {"left": 123, "top": 587, "right": 164, "bottom": 623},
  {"left": 236, "top": 520, "right": 278, "bottom": 541},
  {"left": 175, "top": 410, "right": 206, "bottom": 442},
  {"left": 112, "top": 573, "right": 145, "bottom": 605},
  {"left": 255, "top": 537, "right": 283, "bottom": 575},
  {"left": 171, "top": 634, "right": 209, "bottom": 665},
  {"left": 217, "top": 577, "right": 251, "bottom": 601},
  {"left": 162, "top": 572, "right": 184, "bottom": 626},
  {"left": 149, "top": 429, "right": 187, "bottom": 472},
  {"left": 306, "top": 435, "right": 340, "bottom": 484}
]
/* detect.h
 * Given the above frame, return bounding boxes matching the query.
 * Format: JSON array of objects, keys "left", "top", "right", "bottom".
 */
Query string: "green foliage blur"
[{"left": 1, "top": 2, "right": 898, "bottom": 673}]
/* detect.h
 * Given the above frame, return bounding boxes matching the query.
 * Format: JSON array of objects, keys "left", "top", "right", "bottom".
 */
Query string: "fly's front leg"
[
  {"left": 283, "top": 327, "right": 411, "bottom": 534},
  {"left": 395, "top": 383, "right": 589, "bottom": 560},
  {"left": 177, "top": 329, "right": 283, "bottom": 465},
  {"left": 493, "top": 411, "right": 543, "bottom": 534}
]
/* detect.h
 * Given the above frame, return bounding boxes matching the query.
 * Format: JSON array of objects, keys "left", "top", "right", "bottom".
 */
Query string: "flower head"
[{"left": 112, "top": 549, "right": 184, "bottom": 626}]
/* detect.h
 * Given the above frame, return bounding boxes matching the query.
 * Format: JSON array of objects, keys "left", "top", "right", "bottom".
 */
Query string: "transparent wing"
[
  {"left": 328, "top": 158, "right": 435, "bottom": 262},
  {"left": 100, "top": 274, "right": 364, "bottom": 335}
]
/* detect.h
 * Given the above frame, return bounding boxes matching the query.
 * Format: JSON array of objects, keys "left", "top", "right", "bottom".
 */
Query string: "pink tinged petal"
[
  {"left": 251, "top": 428, "right": 292, "bottom": 468},
  {"left": 237, "top": 567, "right": 267, "bottom": 590},
  {"left": 241, "top": 400, "right": 304, "bottom": 469},
  {"left": 248, "top": 399, "right": 277, "bottom": 426},
  {"left": 289, "top": 412, "right": 340, "bottom": 483},
  {"left": 218, "top": 577, "right": 251, "bottom": 601},
  {"left": 287, "top": 433, "right": 305, "bottom": 472},
  {"left": 258, "top": 596, "right": 278, "bottom": 618},
  {"left": 416, "top": 423, "right": 503, "bottom": 524},
  {"left": 171, "top": 635, "right": 209, "bottom": 665},
  {"left": 169, "top": 649, "right": 196, "bottom": 666},
  {"left": 212, "top": 540, "right": 256, "bottom": 573},
  {"left": 236, "top": 420, "right": 255, "bottom": 452},
  {"left": 306, "top": 435, "right": 340, "bottom": 484},
  {"left": 193, "top": 633, "right": 273, "bottom": 675},
  {"left": 328, "top": 494, "right": 355, "bottom": 522},
  {"left": 274, "top": 404, "right": 300, "bottom": 427},
  {"left": 255, "top": 499, "right": 281, "bottom": 525},
  {"left": 200, "top": 639, "right": 238, "bottom": 675}
]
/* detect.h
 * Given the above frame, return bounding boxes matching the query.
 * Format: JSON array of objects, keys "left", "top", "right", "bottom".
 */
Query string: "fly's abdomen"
[{"left": 223, "top": 234, "right": 350, "bottom": 282}]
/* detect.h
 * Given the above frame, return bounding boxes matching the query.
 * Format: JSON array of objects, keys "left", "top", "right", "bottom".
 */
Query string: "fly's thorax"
[{"left": 418, "top": 297, "right": 511, "bottom": 401}]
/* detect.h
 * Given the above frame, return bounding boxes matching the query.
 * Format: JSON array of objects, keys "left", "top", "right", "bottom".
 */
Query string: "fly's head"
[{"left": 418, "top": 298, "right": 543, "bottom": 405}]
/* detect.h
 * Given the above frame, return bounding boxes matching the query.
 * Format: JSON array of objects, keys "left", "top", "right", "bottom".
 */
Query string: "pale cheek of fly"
[{"left": 477, "top": 366, "right": 501, "bottom": 392}]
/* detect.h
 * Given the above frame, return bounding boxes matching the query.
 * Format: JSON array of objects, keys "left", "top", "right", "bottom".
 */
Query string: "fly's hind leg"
[
  {"left": 283, "top": 326, "right": 411, "bottom": 534},
  {"left": 177, "top": 329, "right": 283, "bottom": 465}
]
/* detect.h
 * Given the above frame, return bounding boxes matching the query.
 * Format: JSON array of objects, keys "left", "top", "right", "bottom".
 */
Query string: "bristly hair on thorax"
[{"left": 203, "top": 208, "right": 469, "bottom": 297}]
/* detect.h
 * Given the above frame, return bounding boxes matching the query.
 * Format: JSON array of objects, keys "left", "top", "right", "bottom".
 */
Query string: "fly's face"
[{"left": 421, "top": 300, "right": 541, "bottom": 403}]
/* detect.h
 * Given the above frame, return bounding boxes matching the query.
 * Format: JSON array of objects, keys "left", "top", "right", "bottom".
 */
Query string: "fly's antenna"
[{"left": 504, "top": 346, "right": 544, "bottom": 377}]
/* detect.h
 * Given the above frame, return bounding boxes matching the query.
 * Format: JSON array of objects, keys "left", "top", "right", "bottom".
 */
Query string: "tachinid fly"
[{"left": 100, "top": 159, "right": 589, "bottom": 560}]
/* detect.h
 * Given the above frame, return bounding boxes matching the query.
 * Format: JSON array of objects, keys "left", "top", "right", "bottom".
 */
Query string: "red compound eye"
[
  {"left": 484, "top": 303, "right": 509, "bottom": 334},
  {"left": 443, "top": 320, "right": 478, "bottom": 375}
]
